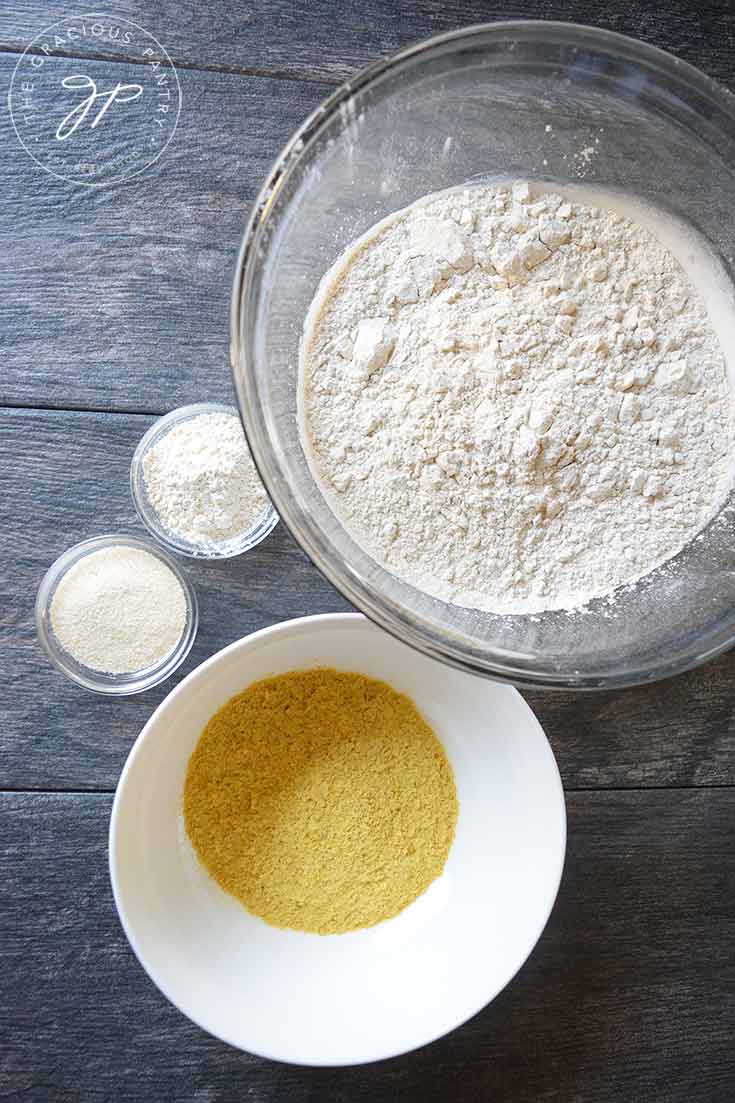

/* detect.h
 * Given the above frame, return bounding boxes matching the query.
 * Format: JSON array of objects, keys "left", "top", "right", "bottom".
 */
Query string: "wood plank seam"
[
  {"left": 0, "top": 401, "right": 170, "bottom": 417},
  {"left": 0, "top": 42, "right": 341, "bottom": 86}
]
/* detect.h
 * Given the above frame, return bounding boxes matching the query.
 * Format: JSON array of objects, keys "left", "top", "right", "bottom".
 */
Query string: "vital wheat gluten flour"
[
  {"left": 299, "top": 181, "right": 735, "bottom": 614},
  {"left": 50, "top": 545, "right": 186, "bottom": 673}
]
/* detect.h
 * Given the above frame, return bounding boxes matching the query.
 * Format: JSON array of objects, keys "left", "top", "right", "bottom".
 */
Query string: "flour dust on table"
[{"left": 300, "top": 181, "right": 735, "bottom": 614}]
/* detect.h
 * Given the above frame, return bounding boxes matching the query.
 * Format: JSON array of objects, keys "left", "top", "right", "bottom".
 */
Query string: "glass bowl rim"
[
  {"left": 230, "top": 19, "right": 735, "bottom": 691},
  {"left": 36, "top": 533, "right": 199, "bottom": 695},
  {"left": 130, "top": 402, "right": 279, "bottom": 560}
]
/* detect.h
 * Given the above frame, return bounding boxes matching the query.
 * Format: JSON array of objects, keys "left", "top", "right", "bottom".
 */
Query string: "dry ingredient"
[
  {"left": 183, "top": 668, "right": 458, "bottom": 934},
  {"left": 50, "top": 545, "right": 186, "bottom": 673},
  {"left": 143, "top": 411, "right": 269, "bottom": 547},
  {"left": 300, "top": 181, "right": 735, "bottom": 613}
]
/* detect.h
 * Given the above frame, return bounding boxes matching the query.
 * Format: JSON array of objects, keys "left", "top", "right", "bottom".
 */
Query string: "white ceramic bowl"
[{"left": 109, "top": 613, "right": 566, "bottom": 1065}]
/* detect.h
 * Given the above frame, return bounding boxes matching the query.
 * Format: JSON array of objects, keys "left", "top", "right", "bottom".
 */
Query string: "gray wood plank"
[
  {"left": 527, "top": 662, "right": 735, "bottom": 789},
  {"left": 3, "top": 0, "right": 735, "bottom": 87},
  {"left": 3, "top": 405, "right": 735, "bottom": 792},
  {"left": 2, "top": 789, "right": 734, "bottom": 1102},
  {"left": 4, "top": 4, "right": 735, "bottom": 416},
  {"left": 0, "top": 53, "right": 329, "bottom": 413}
]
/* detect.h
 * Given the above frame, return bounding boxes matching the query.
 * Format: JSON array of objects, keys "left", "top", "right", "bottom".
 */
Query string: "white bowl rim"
[{"left": 109, "top": 611, "right": 567, "bottom": 1065}]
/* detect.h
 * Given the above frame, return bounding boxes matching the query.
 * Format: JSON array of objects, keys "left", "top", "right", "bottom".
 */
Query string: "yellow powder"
[{"left": 183, "top": 668, "right": 458, "bottom": 935}]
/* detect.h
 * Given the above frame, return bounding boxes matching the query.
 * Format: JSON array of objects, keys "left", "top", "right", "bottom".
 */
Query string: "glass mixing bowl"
[{"left": 230, "top": 21, "right": 735, "bottom": 690}]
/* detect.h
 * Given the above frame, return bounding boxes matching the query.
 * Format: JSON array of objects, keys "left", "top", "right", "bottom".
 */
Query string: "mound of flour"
[
  {"left": 300, "top": 182, "right": 734, "bottom": 614},
  {"left": 143, "top": 412, "right": 269, "bottom": 547}
]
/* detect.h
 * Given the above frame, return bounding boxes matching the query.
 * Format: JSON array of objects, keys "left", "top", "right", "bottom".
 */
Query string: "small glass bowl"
[
  {"left": 130, "top": 402, "right": 279, "bottom": 559},
  {"left": 36, "top": 534, "right": 198, "bottom": 695}
]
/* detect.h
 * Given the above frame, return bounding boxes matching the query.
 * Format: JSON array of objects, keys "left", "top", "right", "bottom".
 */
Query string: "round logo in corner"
[{"left": 8, "top": 12, "right": 182, "bottom": 187}]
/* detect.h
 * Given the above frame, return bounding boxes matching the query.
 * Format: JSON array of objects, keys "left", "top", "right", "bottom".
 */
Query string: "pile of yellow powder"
[{"left": 183, "top": 668, "right": 458, "bottom": 935}]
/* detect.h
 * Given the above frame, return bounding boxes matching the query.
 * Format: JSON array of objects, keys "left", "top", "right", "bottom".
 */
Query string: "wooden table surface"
[{"left": 3, "top": 3, "right": 735, "bottom": 1100}]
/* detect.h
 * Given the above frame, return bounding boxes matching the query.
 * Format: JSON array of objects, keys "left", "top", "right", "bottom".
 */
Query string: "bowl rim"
[
  {"left": 109, "top": 610, "right": 567, "bottom": 1065},
  {"left": 35, "top": 532, "right": 199, "bottom": 695},
  {"left": 230, "top": 20, "right": 735, "bottom": 691},
  {"left": 130, "top": 402, "right": 279, "bottom": 560}
]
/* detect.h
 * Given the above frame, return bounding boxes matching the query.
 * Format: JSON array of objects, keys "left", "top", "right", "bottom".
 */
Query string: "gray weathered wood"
[
  {"left": 3, "top": 406, "right": 735, "bottom": 792},
  {"left": 3, "top": 789, "right": 734, "bottom": 1101},
  {"left": 527, "top": 662, "right": 735, "bottom": 789},
  {"left": 0, "top": 53, "right": 329, "bottom": 413},
  {"left": 4, "top": 5, "right": 735, "bottom": 1098},
  {"left": 4, "top": 3, "right": 735, "bottom": 414},
  {"left": 3, "top": 0, "right": 735, "bottom": 87}
]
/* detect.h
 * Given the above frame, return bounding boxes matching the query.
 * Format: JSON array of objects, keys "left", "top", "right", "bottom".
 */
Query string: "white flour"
[
  {"left": 143, "top": 411, "right": 269, "bottom": 548},
  {"left": 300, "top": 181, "right": 735, "bottom": 614},
  {"left": 50, "top": 546, "right": 186, "bottom": 673}
]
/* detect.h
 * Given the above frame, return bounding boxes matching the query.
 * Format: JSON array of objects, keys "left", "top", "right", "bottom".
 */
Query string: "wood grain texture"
[
  {"left": 3, "top": 3, "right": 735, "bottom": 414},
  {"left": 3, "top": 789, "right": 735, "bottom": 1102},
  {"left": 3, "top": 0, "right": 735, "bottom": 86},
  {"left": 527, "top": 663, "right": 735, "bottom": 789},
  {"left": 3, "top": 6, "right": 735, "bottom": 1097},
  {"left": 0, "top": 53, "right": 329, "bottom": 413},
  {"left": 3, "top": 407, "right": 735, "bottom": 792}
]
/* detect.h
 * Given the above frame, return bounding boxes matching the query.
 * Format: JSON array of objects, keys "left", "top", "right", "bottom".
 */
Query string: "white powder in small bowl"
[
  {"left": 141, "top": 411, "right": 270, "bottom": 549},
  {"left": 50, "top": 545, "right": 187, "bottom": 674}
]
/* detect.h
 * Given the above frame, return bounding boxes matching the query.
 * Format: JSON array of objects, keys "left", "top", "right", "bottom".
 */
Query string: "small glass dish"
[
  {"left": 36, "top": 534, "right": 198, "bottom": 695},
  {"left": 130, "top": 402, "right": 279, "bottom": 560}
]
